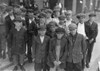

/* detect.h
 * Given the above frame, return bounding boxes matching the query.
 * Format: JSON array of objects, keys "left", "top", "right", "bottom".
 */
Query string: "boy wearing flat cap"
[
  {"left": 52, "top": 9, "right": 60, "bottom": 24},
  {"left": 77, "top": 13, "right": 87, "bottom": 70},
  {"left": 38, "top": 12, "right": 47, "bottom": 26},
  {"left": 85, "top": 13, "right": 98, "bottom": 68},
  {"left": 32, "top": 25, "right": 50, "bottom": 71},
  {"left": 45, "top": 9, "right": 53, "bottom": 25},
  {"left": 77, "top": 13, "right": 86, "bottom": 37},
  {"left": 46, "top": 21, "right": 57, "bottom": 38},
  {"left": 8, "top": 17, "right": 27, "bottom": 71},
  {"left": 47, "top": 27, "right": 68, "bottom": 71},
  {"left": 66, "top": 23, "right": 86, "bottom": 71}
]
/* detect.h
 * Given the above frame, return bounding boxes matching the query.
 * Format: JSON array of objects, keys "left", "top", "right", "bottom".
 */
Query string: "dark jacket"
[
  {"left": 5, "top": 15, "right": 15, "bottom": 36},
  {"left": 67, "top": 33, "right": 87, "bottom": 63},
  {"left": 32, "top": 35, "right": 50, "bottom": 63},
  {"left": 8, "top": 27, "right": 27, "bottom": 55},
  {"left": 85, "top": 20, "right": 98, "bottom": 42},
  {"left": 47, "top": 36, "right": 68, "bottom": 68}
]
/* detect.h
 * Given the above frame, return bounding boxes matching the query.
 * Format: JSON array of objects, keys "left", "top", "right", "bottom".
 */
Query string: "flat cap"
[
  {"left": 55, "top": 27, "right": 65, "bottom": 33},
  {"left": 45, "top": 9, "right": 53, "bottom": 14},
  {"left": 68, "top": 23, "right": 77, "bottom": 31},
  {"left": 54, "top": 6, "right": 61, "bottom": 11},
  {"left": 58, "top": 15, "right": 66, "bottom": 20},
  {"left": 38, "top": 25, "right": 46, "bottom": 31},
  {"left": 13, "top": 17, "right": 23, "bottom": 22},
  {"left": 20, "top": 7, "right": 26, "bottom": 12},
  {"left": 48, "top": 21, "right": 57, "bottom": 27},
  {"left": 5, "top": 6, "right": 13, "bottom": 12},
  {"left": 65, "top": 10, "right": 72, "bottom": 15},
  {"left": 89, "top": 13, "right": 96, "bottom": 17},
  {"left": 12, "top": 4, "right": 20, "bottom": 8},
  {"left": 76, "top": 13, "right": 86, "bottom": 19},
  {"left": 27, "top": 9, "right": 34, "bottom": 13},
  {"left": 14, "top": 9, "right": 22, "bottom": 15},
  {"left": 38, "top": 12, "right": 46, "bottom": 18}
]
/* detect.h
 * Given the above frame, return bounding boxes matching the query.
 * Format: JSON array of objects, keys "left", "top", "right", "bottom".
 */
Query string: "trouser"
[
  {"left": 66, "top": 62, "right": 82, "bottom": 71},
  {"left": 0, "top": 33, "right": 6, "bottom": 58},
  {"left": 7, "top": 38, "right": 13, "bottom": 61},
  {"left": 35, "top": 60, "right": 48, "bottom": 71},
  {"left": 35, "top": 62, "right": 44, "bottom": 71},
  {"left": 27, "top": 34, "right": 32, "bottom": 62},
  {"left": 86, "top": 41, "right": 95, "bottom": 65},
  {"left": 13, "top": 54, "right": 25, "bottom": 65},
  {"left": 27, "top": 43, "right": 32, "bottom": 61}
]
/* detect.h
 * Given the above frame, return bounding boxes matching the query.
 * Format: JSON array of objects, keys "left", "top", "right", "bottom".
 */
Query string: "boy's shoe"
[
  {"left": 86, "top": 63, "right": 89, "bottom": 68},
  {"left": 13, "top": 66, "right": 18, "bottom": 71}
]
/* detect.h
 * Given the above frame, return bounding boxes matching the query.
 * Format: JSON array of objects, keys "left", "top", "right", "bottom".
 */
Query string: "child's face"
[
  {"left": 89, "top": 17, "right": 95, "bottom": 22},
  {"left": 55, "top": 12, "right": 60, "bottom": 17},
  {"left": 50, "top": 26, "right": 56, "bottom": 32},
  {"left": 46, "top": 13, "right": 51, "bottom": 18},
  {"left": 66, "top": 14, "right": 72, "bottom": 20},
  {"left": 79, "top": 18, "right": 85, "bottom": 23},
  {"left": 70, "top": 29, "right": 77, "bottom": 36},
  {"left": 14, "top": 21, "right": 23, "bottom": 27},
  {"left": 38, "top": 30, "right": 46, "bottom": 36},
  {"left": 40, "top": 18, "right": 46, "bottom": 24},
  {"left": 56, "top": 33, "right": 64, "bottom": 39}
]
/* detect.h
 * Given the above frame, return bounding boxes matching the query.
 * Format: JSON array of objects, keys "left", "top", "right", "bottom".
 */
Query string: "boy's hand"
[
  {"left": 58, "top": 61, "right": 61, "bottom": 65},
  {"left": 89, "top": 38, "right": 94, "bottom": 43},
  {"left": 32, "top": 58, "right": 35, "bottom": 62},
  {"left": 54, "top": 61, "right": 58, "bottom": 66}
]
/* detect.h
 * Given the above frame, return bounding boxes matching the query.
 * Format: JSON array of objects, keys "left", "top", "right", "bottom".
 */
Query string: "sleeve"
[
  {"left": 85, "top": 23, "right": 90, "bottom": 38},
  {"left": 92, "top": 24, "right": 98, "bottom": 40},
  {"left": 7, "top": 29, "right": 13, "bottom": 48},
  {"left": 60, "top": 39, "right": 68, "bottom": 63},
  {"left": 81, "top": 35, "right": 87, "bottom": 59},
  {"left": 32, "top": 36, "right": 36, "bottom": 59},
  {"left": 49, "top": 39, "right": 56, "bottom": 62}
]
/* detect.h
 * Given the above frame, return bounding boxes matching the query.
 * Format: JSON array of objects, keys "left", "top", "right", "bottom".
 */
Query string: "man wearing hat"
[
  {"left": 66, "top": 23, "right": 86, "bottom": 71},
  {"left": 38, "top": 12, "right": 47, "bottom": 26},
  {"left": 45, "top": 9, "right": 53, "bottom": 25},
  {"left": 32, "top": 25, "right": 50, "bottom": 71},
  {"left": 65, "top": 10, "right": 73, "bottom": 26},
  {"left": 77, "top": 13, "right": 86, "bottom": 37},
  {"left": 58, "top": 15, "right": 66, "bottom": 27},
  {"left": 26, "top": 12, "right": 38, "bottom": 63},
  {"left": 9, "top": 17, "right": 27, "bottom": 71},
  {"left": 47, "top": 27, "right": 68, "bottom": 71},
  {"left": 5, "top": 6, "right": 15, "bottom": 62},
  {"left": 85, "top": 13, "right": 98, "bottom": 68},
  {"left": 77, "top": 13, "right": 87, "bottom": 70},
  {"left": 46, "top": 21, "right": 57, "bottom": 38},
  {"left": 52, "top": 9, "right": 60, "bottom": 24},
  {"left": 65, "top": 10, "right": 75, "bottom": 35}
]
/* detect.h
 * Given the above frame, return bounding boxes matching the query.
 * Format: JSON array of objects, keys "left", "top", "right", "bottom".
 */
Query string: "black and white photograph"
[{"left": 0, "top": 0, "right": 99, "bottom": 71}]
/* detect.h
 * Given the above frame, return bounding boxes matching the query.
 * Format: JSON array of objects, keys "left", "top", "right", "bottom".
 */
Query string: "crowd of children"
[{"left": 0, "top": 3, "right": 98, "bottom": 71}]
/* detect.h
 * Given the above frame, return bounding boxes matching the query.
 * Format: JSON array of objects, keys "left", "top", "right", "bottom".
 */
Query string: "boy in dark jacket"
[
  {"left": 9, "top": 17, "right": 27, "bottom": 71},
  {"left": 66, "top": 23, "right": 87, "bottom": 71},
  {"left": 47, "top": 27, "right": 68, "bottom": 71},
  {"left": 32, "top": 25, "right": 50, "bottom": 71}
]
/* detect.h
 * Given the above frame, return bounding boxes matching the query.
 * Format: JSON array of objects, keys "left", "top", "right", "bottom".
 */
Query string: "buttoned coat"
[
  {"left": 47, "top": 36, "right": 68, "bottom": 68},
  {"left": 32, "top": 35, "right": 50, "bottom": 63},
  {"left": 85, "top": 20, "right": 98, "bottom": 42},
  {"left": 67, "top": 33, "right": 87, "bottom": 63},
  {"left": 8, "top": 27, "right": 27, "bottom": 55}
]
